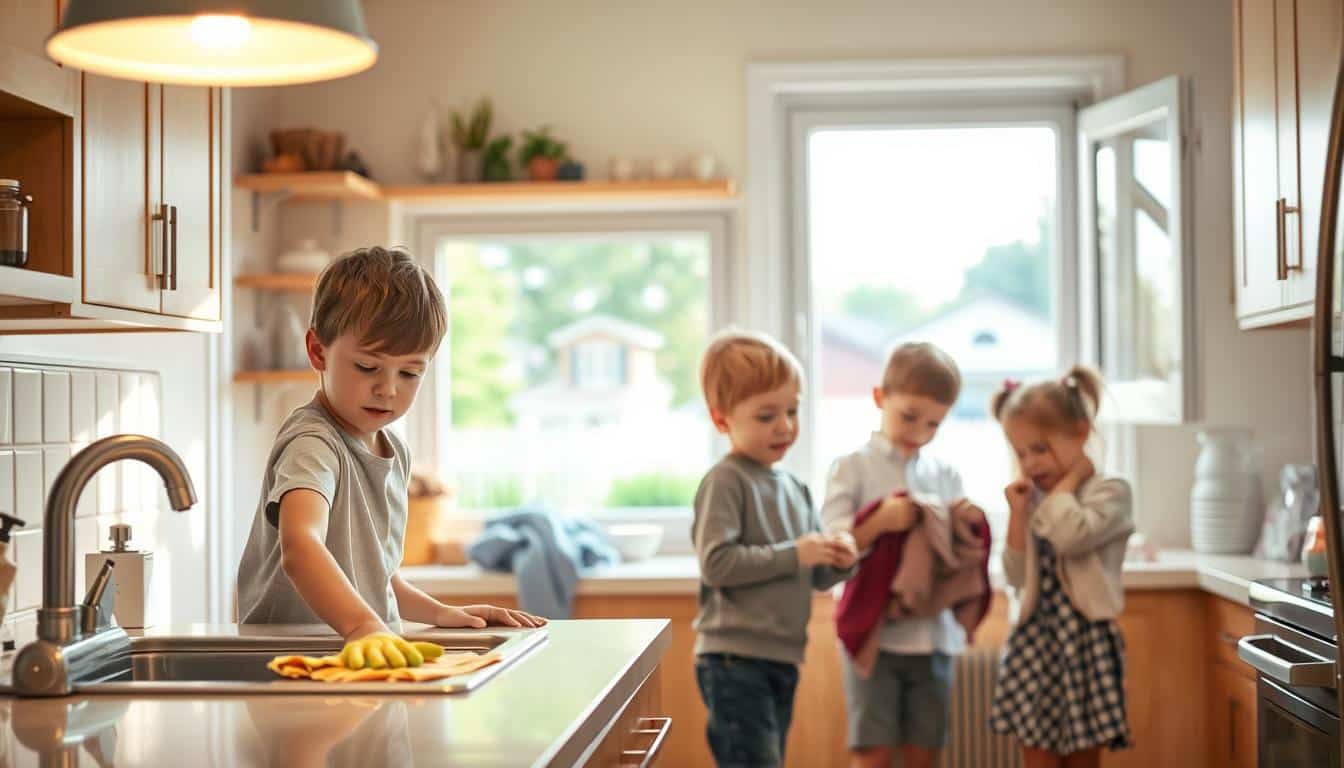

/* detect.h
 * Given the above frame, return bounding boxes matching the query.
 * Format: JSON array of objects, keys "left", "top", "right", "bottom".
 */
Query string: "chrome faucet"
[{"left": 13, "top": 435, "right": 196, "bottom": 696}]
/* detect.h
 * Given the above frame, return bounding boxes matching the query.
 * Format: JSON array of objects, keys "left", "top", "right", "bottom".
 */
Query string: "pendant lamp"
[{"left": 47, "top": 1, "right": 378, "bottom": 86}]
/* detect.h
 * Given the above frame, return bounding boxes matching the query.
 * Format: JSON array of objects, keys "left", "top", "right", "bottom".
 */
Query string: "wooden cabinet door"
[
  {"left": 158, "top": 85, "right": 220, "bottom": 321},
  {"left": 1211, "top": 663, "right": 1259, "bottom": 768},
  {"left": 1237, "top": 0, "right": 1288, "bottom": 320},
  {"left": 80, "top": 74, "right": 160, "bottom": 314},
  {"left": 1287, "top": 0, "right": 1343, "bottom": 306}
]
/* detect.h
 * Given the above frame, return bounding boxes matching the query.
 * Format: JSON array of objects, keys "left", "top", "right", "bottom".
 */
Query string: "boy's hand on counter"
[
  {"left": 437, "top": 604, "right": 548, "bottom": 629},
  {"left": 795, "top": 533, "right": 833, "bottom": 567},
  {"left": 339, "top": 632, "right": 424, "bottom": 670}
]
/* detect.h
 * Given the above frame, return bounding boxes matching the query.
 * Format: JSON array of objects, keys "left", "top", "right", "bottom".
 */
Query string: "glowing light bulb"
[{"left": 189, "top": 15, "right": 251, "bottom": 50}]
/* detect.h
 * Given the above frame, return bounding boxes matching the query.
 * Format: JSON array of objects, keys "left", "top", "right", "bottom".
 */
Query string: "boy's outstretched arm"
[
  {"left": 390, "top": 573, "right": 547, "bottom": 628},
  {"left": 277, "top": 488, "right": 388, "bottom": 641}
]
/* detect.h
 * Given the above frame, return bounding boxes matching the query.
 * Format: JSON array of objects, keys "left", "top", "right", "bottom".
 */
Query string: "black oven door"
[{"left": 1260, "top": 677, "right": 1342, "bottom": 767}]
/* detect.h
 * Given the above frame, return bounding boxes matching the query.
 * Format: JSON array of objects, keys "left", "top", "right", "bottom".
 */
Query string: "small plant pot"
[
  {"left": 527, "top": 156, "right": 560, "bottom": 181},
  {"left": 457, "top": 149, "right": 483, "bottom": 183}
]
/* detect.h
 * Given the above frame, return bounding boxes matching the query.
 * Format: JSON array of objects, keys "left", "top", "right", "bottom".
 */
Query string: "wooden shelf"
[
  {"left": 0, "top": 45, "right": 77, "bottom": 119},
  {"left": 0, "top": 266, "right": 75, "bottom": 305},
  {"left": 381, "top": 179, "right": 737, "bottom": 203},
  {"left": 233, "top": 369, "right": 317, "bottom": 384},
  {"left": 235, "top": 273, "right": 320, "bottom": 291},
  {"left": 234, "top": 171, "right": 382, "bottom": 202}
]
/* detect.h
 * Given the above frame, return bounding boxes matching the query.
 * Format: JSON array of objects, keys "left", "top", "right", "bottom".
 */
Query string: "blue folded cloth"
[{"left": 466, "top": 507, "right": 620, "bottom": 619}]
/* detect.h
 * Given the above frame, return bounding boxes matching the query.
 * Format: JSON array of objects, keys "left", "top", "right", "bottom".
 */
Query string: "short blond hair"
[
  {"left": 881, "top": 342, "right": 961, "bottom": 404},
  {"left": 699, "top": 328, "right": 804, "bottom": 414},
  {"left": 310, "top": 246, "right": 447, "bottom": 356}
]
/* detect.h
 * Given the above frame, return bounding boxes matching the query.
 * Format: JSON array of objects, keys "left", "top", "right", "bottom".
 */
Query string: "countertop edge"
[{"left": 405, "top": 551, "right": 1308, "bottom": 607}]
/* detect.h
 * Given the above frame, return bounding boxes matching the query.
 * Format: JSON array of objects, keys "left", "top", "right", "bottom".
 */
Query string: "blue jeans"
[{"left": 695, "top": 653, "right": 799, "bottom": 768}]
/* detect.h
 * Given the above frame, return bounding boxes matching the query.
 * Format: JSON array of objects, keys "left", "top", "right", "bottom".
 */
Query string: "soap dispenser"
[
  {"left": 85, "top": 524, "right": 154, "bottom": 629},
  {"left": 0, "top": 513, "right": 27, "bottom": 652}
]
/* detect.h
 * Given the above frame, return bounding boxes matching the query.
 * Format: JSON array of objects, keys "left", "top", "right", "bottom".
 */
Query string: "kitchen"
[{"left": 0, "top": 0, "right": 1340, "bottom": 765}]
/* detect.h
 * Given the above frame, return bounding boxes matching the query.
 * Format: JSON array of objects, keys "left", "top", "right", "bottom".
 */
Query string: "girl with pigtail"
[{"left": 986, "top": 365, "right": 1135, "bottom": 768}]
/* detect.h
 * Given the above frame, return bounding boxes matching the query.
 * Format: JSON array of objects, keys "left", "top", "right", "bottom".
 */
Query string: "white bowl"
[{"left": 606, "top": 523, "right": 663, "bottom": 562}]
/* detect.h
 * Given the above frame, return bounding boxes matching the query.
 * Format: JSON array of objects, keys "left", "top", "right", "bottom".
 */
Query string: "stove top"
[{"left": 1251, "top": 578, "right": 1338, "bottom": 642}]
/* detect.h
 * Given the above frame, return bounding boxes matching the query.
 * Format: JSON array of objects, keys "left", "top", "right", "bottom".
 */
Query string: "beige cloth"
[
  {"left": 853, "top": 501, "right": 990, "bottom": 678},
  {"left": 267, "top": 651, "right": 501, "bottom": 683}
]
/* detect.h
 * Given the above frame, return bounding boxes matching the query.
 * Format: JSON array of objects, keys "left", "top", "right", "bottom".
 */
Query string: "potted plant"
[
  {"left": 482, "top": 135, "right": 513, "bottom": 182},
  {"left": 451, "top": 96, "right": 492, "bottom": 183},
  {"left": 518, "top": 125, "right": 568, "bottom": 182}
]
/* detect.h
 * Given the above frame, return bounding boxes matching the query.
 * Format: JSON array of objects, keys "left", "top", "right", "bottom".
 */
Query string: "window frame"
[{"left": 404, "top": 209, "right": 737, "bottom": 553}]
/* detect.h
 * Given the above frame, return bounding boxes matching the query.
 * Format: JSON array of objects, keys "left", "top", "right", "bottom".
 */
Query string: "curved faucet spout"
[{"left": 40, "top": 434, "right": 196, "bottom": 643}]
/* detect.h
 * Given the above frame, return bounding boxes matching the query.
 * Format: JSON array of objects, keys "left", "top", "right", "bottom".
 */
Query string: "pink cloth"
[{"left": 835, "top": 494, "right": 992, "bottom": 678}]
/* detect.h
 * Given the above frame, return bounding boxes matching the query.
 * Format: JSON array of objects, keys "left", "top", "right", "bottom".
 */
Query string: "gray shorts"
[{"left": 840, "top": 651, "right": 954, "bottom": 750}]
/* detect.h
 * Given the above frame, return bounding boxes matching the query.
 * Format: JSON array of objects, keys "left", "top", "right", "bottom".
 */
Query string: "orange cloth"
[{"left": 267, "top": 650, "right": 500, "bottom": 683}]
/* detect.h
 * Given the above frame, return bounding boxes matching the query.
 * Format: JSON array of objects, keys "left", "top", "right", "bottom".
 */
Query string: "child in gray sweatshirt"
[{"left": 692, "top": 329, "right": 857, "bottom": 767}]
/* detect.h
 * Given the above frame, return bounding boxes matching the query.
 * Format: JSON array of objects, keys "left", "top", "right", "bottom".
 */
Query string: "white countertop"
[{"left": 402, "top": 548, "right": 1310, "bottom": 606}]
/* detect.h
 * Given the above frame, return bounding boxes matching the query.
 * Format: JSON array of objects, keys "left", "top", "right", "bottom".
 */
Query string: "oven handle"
[{"left": 1239, "top": 634, "right": 1338, "bottom": 688}]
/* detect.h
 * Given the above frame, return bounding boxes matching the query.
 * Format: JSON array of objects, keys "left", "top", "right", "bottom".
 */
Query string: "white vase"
[{"left": 1190, "top": 428, "right": 1263, "bottom": 554}]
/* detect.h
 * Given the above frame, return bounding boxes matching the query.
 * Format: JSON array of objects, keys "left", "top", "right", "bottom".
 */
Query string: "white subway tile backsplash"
[
  {"left": 42, "top": 446, "right": 71, "bottom": 513},
  {"left": 118, "top": 374, "right": 142, "bottom": 512},
  {"left": 13, "top": 450, "right": 40, "bottom": 521},
  {"left": 13, "top": 529, "right": 41, "bottom": 611},
  {"left": 75, "top": 516, "right": 98, "bottom": 590},
  {"left": 0, "top": 369, "right": 11, "bottom": 444},
  {"left": 70, "top": 371, "right": 95, "bottom": 443},
  {"left": 42, "top": 372, "right": 70, "bottom": 443},
  {"left": 72, "top": 443, "right": 97, "bottom": 518},
  {"left": 12, "top": 370, "right": 40, "bottom": 444},
  {"left": 0, "top": 452, "right": 11, "bottom": 520},
  {"left": 0, "top": 360, "right": 160, "bottom": 635},
  {"left": 94, "top": 372, "right": 118, "bottom": 439}
]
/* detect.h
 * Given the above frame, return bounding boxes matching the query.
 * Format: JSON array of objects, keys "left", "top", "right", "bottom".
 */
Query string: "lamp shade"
[{"left": 47, "top": 0, "right": 378, "bottom": 86}]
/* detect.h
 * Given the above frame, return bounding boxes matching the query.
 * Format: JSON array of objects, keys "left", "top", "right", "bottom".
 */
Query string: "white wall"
[{"left": 231, "top": 0, "right": 1313, "bottom": 547}]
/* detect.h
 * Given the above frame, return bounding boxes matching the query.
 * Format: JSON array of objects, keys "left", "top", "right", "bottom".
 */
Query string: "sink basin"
[{"left": 20, "top": 629, "right": 546, "bottom": 695}]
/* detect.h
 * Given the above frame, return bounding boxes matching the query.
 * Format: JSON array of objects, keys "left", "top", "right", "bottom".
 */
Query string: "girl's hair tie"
[{"left": 1002, "top": 378, "right": 1020, "bottom": 394}]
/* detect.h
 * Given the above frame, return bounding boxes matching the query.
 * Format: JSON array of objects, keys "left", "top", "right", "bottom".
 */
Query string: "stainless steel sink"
[{"left": 9, "top": 629, "right": 547, "bottom": 695}]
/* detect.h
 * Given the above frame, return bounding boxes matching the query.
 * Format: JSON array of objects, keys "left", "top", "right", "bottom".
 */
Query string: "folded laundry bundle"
[{"left": 267, "top": 650, "right": 501, "bottom": 683}]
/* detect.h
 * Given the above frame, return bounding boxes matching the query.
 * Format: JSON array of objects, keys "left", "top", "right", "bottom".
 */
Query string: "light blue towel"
[{"left": 466, "top": 508, "right": 620, "bottom": 619}]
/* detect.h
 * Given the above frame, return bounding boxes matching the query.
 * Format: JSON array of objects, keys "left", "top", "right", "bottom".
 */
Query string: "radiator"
[{"left": 940, "top": 646, "right": 1021, "bottom": 768}]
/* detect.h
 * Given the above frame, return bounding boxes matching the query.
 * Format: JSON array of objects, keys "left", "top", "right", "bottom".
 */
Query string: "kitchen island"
[{"left": 0, "top": 618, "right": 671, "bottom": 767}]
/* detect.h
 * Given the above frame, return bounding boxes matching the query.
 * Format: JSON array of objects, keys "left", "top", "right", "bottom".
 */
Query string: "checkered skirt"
[{"left": 988, "top": 537, "right": 1133, "bottom": 754}]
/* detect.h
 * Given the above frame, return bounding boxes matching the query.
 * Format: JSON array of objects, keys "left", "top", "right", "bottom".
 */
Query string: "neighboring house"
[
  {"left": 509, "top": 314, "right": 673, "bottom": 430},
  {"left": 820, "top": 295, "right": 1056, "bottom": 417}
]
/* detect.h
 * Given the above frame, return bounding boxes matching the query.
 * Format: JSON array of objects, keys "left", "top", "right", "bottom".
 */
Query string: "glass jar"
[{"left": 0, "top": 179, "right": 32, "bottom": 268}]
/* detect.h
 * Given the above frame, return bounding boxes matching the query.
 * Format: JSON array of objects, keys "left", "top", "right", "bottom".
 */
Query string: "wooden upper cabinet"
[
  {"left": 158, "top": 85, "right": 221, "bottom": 322},
  {"left": 80, "top": 75, "right": 159, "bottom": 314},
  {"left": 1236, "top": 0, "right": 1341, "bottom": 327}
]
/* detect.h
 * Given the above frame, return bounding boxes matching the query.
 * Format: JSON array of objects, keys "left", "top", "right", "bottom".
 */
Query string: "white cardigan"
[{"left": 1002, "top": 474, "right": 1135, "bottom": 624}]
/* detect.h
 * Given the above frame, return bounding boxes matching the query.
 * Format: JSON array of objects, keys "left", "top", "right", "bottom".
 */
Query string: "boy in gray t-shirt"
[{"left": 236, "top": 246, "right": 542, "bottom": 669}]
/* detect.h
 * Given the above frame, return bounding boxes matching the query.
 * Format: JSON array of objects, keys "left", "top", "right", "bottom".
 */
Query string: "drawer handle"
[
  {"left": 1237, "top": 633, "right": 1336, "bottom": 687},
  {"left": 621, "top": 716, "right": 671, "bottom": 768},
  {"left": 1219, "top": 631, "right": 1239, "bottom": 647}
]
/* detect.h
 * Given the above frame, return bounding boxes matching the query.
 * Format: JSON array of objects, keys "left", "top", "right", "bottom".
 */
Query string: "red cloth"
[{"left": 834, "top": 493, "right": 993, "bottom": 668}]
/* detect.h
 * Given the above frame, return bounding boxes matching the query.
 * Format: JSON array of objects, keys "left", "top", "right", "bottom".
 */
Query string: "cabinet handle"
[
  {"left": 621, "top": 716, "right": 671, "bottom": 768},
  {"left": 1219, "top": 631, "right": 1239, "bottom": 646},
  {"left": 168, "top": 205, "right": 179, "bottom": 291},
  {"left": 1277, "top": 197, "right": 1302, "bottom": 280},
  {"left": 151, "top": 204, "right": 170, "bottom": 289}
]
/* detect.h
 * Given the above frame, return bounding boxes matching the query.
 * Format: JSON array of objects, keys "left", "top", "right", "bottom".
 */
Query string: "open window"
[{"left": 1078, "top": 76, "right": 1196, "bottom": 423}]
